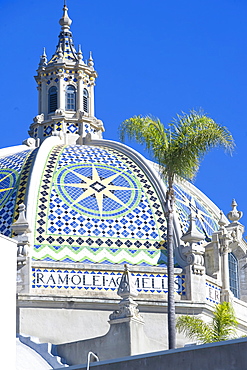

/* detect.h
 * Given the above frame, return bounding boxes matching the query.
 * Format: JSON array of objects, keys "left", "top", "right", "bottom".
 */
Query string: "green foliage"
[
  {"left": 176, "top": 315, "right": 212, "bottom": 344},
  {"left": 119, "top": 110, "right": 234, "bottom": 185},
  {"left": 176, "top": 302, "right": 238, "bottom": 344},
  {"left": 119, "top": 110, "right": 235, "bottom": 349},
  {"left": 211, "top": 301, "right": 238, "bottom": 341}
]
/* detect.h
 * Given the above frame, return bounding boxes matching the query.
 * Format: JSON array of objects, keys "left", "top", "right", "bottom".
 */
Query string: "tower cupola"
[{"left": 29, "top": 4, "right": 104, "bottom": 145}]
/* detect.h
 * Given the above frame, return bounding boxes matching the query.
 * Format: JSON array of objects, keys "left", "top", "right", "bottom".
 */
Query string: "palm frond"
[
  {"left": 166, "top": 110, "right": 235, "bottom": 181},
  {"left": 176, "top": 302, "right": 238, "bottom": 344},
  {"left": 176, "top": 315, "right": 212, "bottom": 344},
  {"left": 119, "top": 115, "right": 169, "bottom": 159},
  {"left": 210, "top": 302, "right": 238, "bottom": 341},
  {"left": 119, "top": 110, "right": 234, "bottom": 184}
]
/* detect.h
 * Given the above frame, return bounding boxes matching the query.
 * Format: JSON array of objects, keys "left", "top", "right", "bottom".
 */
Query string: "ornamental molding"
[{"left": 11, "top": 203, "right": 31, "bottom": 268}]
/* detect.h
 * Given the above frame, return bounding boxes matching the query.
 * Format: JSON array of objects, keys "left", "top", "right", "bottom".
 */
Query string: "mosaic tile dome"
[
  {"left": 0, "top": 148, "right": 37, "bottom": 237},
  {"left": 0, "top": 139, "right": 220, "bottom": 268},
  {"left": 34, "top": 144, "right": 167, "bottom": 266},
  {"left": 0, "top": 5, "right": 218, "bottom": 269}
]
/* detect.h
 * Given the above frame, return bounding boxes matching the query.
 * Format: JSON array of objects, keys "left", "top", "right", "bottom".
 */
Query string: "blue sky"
[{"left": 1, "top": 0, "right": 247, "bottom": 233}]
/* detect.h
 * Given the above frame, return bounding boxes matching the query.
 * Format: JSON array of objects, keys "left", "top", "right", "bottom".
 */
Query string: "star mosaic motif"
[
  {"left": 0, "top": 172, "right": 15, "bottom": 193},
  {"left": 55, "top": 164, "right": 139, "bottom": 218},
  {"left": 0, "top": 169, "right": 18, "bottom": 208}
]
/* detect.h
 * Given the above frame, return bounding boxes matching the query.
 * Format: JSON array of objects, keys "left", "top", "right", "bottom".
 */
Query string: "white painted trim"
[{"left": 25, "top": 136, "right": 63, "bottom": 246}]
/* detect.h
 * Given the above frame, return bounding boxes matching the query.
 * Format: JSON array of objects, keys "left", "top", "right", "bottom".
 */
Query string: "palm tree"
[
  {"left": 176, "top": 301, "right": 238, "bottom": 343},
  {"left": 119, "top": 110, "right": 234, "bottom": 349}
]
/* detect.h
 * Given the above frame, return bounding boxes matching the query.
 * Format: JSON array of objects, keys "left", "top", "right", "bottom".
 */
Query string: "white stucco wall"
[{"left": 0, "top": 235, "right": 17, "bottom": 369}]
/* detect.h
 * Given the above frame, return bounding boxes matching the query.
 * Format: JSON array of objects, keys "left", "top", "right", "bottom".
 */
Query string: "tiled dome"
[
  {"left": 0, "top": 140, "right": 220, "bottom": 268},
  {"left": 0, "top": 4, "right": 221, "bottom": 270},
  {"left": 0, "top": 148, "right": 36, "bottom": 237},
  {"left": 33, "top": 144, "right": 167, "bottom": 266}
]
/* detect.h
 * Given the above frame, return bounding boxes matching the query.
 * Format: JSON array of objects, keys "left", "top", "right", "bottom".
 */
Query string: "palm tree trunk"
[{"left": 165, "top": 186, "right": 176, "bottom": 349}]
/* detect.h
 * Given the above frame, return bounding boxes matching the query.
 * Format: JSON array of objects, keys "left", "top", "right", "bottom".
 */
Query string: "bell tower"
[{"left": 29, "top": 4, "right": 104, "bottom": 144}]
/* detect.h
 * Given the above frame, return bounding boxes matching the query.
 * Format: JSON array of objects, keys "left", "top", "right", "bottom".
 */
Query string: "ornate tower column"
[
  {"left": 29, "top": 4, "right": 104, "bottom": 144},
  {"left": 224, "top": 200, "right": 245, "bottom": 300},
  {"left": 181, "top": 208, "right": 206, "bottom": 302},
  {"left": 218, "top": 214, "right": 232, "bottom": 301},
  {"left": 205, "top": 201, "right": 245, "bottom": 302}
]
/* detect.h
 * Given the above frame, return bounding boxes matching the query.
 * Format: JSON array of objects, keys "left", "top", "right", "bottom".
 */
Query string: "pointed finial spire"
[
  {"left": 117, "top": 264, "right": 138, "bottom": 299},
  {"left": 57, "top": 43, "right": 63, "bottom": 61},
  {"left": 181, "top": 199, "right": 205, "bottom": 244},
  {"left": 77, "top": 44, "right": 83, "bottom": 63},
  {"left": 88, "top": 51, "right": 94, "bottom": 68},
  {"left": 181, "top": 212, "right": 205, "bottom": 244},
  {"left": 39, "top": 48, "right": 47, "bottom": 68},
  {"left": 48, "top": 2, "right": 77, "bottom": 64},
  {"left": 109, "top": 264, "right": 143, "bottom": 323},
  {"left": 227, "top": 199, "right": 243, "bottom": 223},
  {"left": 59, "top": 3, "right": 72, "bottom": 31}
]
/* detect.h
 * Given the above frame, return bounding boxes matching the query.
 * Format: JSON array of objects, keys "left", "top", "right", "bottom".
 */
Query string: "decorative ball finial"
[
  {"left": 59, "top": 3, "right": 72, "bottom": 31},
  {"left": 227, "top": 199, "right": 243, "bottom": 223},
  {"left": 218, "top": 210, "right": 227, "bottom": 228}
]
